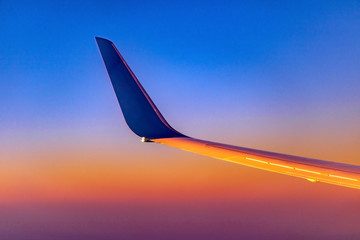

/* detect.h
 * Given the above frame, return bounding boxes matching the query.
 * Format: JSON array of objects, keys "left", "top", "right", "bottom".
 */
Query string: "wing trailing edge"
[{"left": 96, "top": 37, "right": 360, "bottom": 190}]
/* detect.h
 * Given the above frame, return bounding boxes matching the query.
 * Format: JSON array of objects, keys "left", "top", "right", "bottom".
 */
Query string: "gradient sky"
[{"left": 1, "top": 0, "right": 360, "bottom": 239}]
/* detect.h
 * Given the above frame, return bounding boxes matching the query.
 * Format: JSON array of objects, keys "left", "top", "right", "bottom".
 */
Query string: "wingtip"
[
  {"left": 95, "top": 36, "right": 113, "bottom": 44},
  {"left": 96, "top": 38, "right": 185, "bottom": 139}
]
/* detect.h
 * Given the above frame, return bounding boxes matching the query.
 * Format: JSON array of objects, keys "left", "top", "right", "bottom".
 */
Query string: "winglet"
[{"left": 95, "top": 37, "right": 185, "bottom": 139}]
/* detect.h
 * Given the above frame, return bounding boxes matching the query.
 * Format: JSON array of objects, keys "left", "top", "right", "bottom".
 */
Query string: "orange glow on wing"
[{"left": 152, "top": 137, "right": 360, "bottom": 190}]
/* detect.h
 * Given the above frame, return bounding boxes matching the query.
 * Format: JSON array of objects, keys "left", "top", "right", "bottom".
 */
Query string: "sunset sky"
[{"left": 1, "top": 1, "right": 360, "bottom": 239}]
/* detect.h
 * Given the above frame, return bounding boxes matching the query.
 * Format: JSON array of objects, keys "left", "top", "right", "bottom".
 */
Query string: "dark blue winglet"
[{"left": 95, "top": 37, "right": 185, "bottom": 140}]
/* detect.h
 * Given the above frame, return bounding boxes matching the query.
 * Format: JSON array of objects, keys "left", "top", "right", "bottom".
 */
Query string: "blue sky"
[{"left": 2, "top": 1, "right": 360, "bottom": 157}]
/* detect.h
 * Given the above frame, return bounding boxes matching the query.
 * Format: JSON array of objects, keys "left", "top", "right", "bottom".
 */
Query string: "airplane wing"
[{"left": 95, "top": 37, "right": 360, "bottom": 190}]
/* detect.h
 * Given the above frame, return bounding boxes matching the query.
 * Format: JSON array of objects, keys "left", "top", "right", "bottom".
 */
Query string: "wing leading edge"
[{"left": 95, "top": 37, "right": 360, "bottom": 190}]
